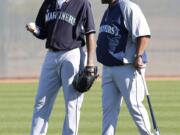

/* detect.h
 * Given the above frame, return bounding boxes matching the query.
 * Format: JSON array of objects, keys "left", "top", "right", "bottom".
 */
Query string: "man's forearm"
[
  {"left": 86, "top": 33, "right": 96, "bottom": 66},
  {"left": 134, "top": 36, "right": 150, "bottom": 71},
  {"left": 136, "top": 36, "right": 150, "bottom": 56}
]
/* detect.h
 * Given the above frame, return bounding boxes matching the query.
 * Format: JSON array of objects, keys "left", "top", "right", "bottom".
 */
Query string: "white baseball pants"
[
  {"left": 30, "top": 48, "right": 86, "bottom": 135},
  {"left": 101, "top": 64, "right": 153, "bottom": 135}
]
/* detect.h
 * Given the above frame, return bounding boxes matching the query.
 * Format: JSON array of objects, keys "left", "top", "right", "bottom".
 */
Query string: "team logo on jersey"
[
  {"left": 45, "top": 11, "right": 76, "bottom": 26},
  {"left": 99, "top": 25, "right": 119, "bottom": 36}
]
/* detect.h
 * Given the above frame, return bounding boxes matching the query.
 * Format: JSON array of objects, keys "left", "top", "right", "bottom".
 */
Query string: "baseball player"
[
  {"left": 26, "top": 0, "right": 96, "bottom": 135},
  {"left": 96, "top": 0, "right": 153, "bottom": 135}
]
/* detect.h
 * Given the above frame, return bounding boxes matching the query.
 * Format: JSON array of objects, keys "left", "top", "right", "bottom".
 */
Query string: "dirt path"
[{"left": 0, "top": 76, "right": 180, "bottom": 83}]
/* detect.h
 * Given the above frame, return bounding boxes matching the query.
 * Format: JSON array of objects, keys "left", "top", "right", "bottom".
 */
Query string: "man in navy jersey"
[
  {"left": 26, "top": 0, "right": 96, "bottom": 135},
  {"left": 96, "top": 0, "right": 153, "bottom": 134}
]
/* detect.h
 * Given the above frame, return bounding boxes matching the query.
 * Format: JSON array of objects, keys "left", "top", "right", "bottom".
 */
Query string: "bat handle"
[{"left": 137, "top": 70, "right": 149, "bottom": 95}]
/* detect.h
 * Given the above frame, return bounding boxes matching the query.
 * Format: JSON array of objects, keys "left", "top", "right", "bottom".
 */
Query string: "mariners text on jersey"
[
  {"left": 45, "top": 11, "right": 76, "bottom": 26},
  {"left": 99, "top": 25, "right": 119, "bottom": 36}
]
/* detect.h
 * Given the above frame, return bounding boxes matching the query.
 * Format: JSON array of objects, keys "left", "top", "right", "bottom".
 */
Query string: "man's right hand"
[
  {"left": 134, "top": 55, "right": 146, "bottom": 73},
  {"left": 26, "top": 22, "right": 39, "bottom": 34}
]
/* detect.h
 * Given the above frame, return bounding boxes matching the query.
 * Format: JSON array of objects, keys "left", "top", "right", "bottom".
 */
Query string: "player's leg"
[
  {"left": 30, "top": 51, "right": 62, "bottom": 135},
  {"left": 132, "top": 69, "right": 153, "bottom": 135},
  {"left": 102, "top": 66, "right": 123, "bottom": 135},
  {"left": 60, "top": 48, "right": 84, "bottom": 135},
  {"left": 113, "top": 65, "right": 152, "bottom": 135}
]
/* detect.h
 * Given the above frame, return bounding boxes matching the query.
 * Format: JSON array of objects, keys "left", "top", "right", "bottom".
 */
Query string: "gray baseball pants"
[
  {"left": 30, "top": 48, "right": 86, "bottom": 135},
  {"left": 101, "top": 64, "right": 153, "bottom": 135}
]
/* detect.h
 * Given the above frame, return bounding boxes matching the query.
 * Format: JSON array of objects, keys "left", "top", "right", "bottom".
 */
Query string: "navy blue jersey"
[
  {"left": 35, "top": 0, "right": 95, "bottom": 51},
  {"left": 96, "top": 1, "right": 128, "bottom": 66},
  {"left": 97, "top": 0, "right": 151, "bottom": 66}
]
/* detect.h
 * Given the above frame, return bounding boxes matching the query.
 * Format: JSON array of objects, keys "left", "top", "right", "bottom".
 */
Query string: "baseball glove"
[{"left": 73, "top": 66, "right": 99, "bottom": 93}]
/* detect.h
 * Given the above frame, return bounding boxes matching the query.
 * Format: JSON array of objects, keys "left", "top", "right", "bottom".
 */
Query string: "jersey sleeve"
[
  {"left": 34, "top": 1, "right": 47, "bottom": 40},
  {"left": 121, "top": 2, "right": 151, "bottom": 40},
  {"left": 83, "top": 0, "right": 96, "bottom": 34}
]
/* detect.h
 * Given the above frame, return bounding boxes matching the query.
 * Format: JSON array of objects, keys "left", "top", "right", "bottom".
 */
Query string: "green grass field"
[{"left": 0, "top": 80, "right": 180, "bottom": 135}]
